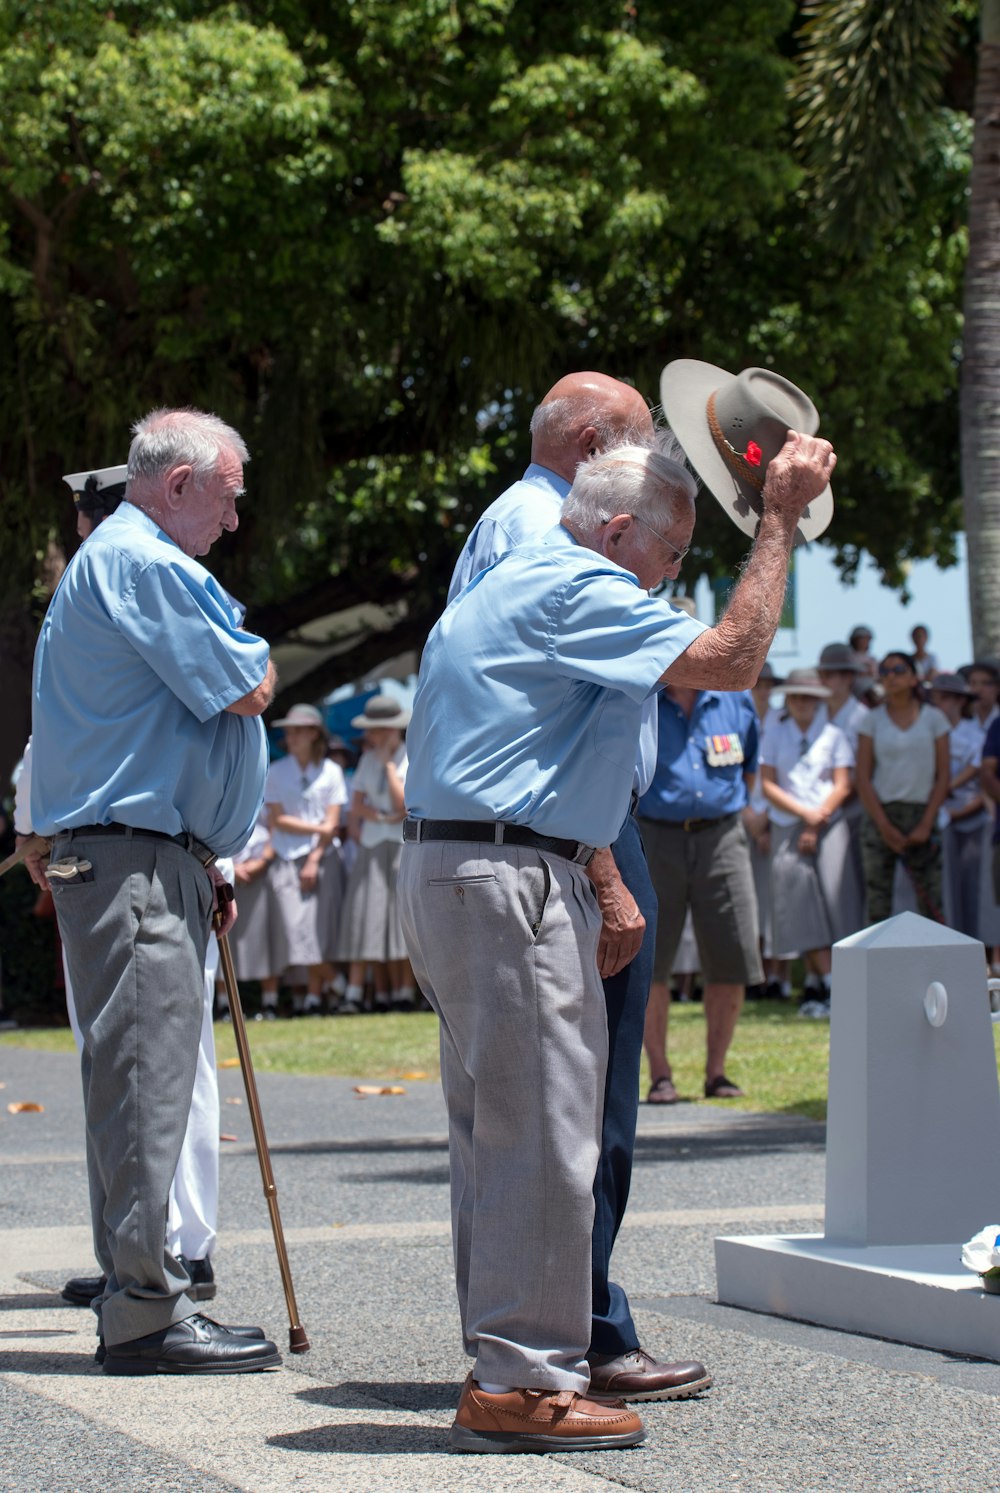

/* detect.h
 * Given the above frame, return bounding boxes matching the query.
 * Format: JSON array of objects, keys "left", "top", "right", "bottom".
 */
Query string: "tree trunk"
[{"left": 961, "top": 1, "right": 1000, "bottom": 658}]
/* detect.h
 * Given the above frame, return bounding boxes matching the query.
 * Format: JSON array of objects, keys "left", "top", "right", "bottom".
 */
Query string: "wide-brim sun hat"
[
  {"left": 272, "top": 703, "right": 328, "bottom": 736},
  {"left": 350, "top": 695, "right": 411, "bottom": 731},
  {"left": 929, "top": 673, "right": 975, "bottom": 697},
  {"left": 659, "top": 361, "right": 833, "bottom": 543},
  {"left": 781, "top": 668, "right": 831, "bottom": 700},
  {"left": 818, "top": 642, "right": 866, "bottom": 673}
]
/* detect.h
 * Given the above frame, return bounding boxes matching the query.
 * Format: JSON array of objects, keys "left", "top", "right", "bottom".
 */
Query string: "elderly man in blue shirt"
[
  {"left": 639, "top": 685, "right": 762, "bottom": 1104},
  {"left": 450, "top": 371, "right": 704, "bottom": 1405},
  {"left": 400, "top": 423, "right": 835, "bottom": 1453},
  {"left": 28, "top": 407, "right": 280, "bottom": 1376}
]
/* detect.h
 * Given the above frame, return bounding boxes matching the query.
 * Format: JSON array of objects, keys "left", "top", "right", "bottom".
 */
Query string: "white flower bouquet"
[{"left": 961, "top": 1226, "right": 1000, "bottom": 1292}]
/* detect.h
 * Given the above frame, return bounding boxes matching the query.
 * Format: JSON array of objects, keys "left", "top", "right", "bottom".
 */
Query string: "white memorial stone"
[{"left": 716, "top": 912, "right": 1000, "bottom": 1361}]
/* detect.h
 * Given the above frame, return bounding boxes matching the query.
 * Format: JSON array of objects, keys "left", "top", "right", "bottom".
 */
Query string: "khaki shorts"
[{"left": 639, "top": 814, "right": 762, "bottom": 986}]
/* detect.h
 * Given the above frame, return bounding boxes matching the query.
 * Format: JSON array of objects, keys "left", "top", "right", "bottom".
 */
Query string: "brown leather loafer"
[
  {"left": 450, "top": 1375, "right": 645, "bottom": 1453},
  {"left": 587, "top": 1348, "right": 712, "bottom": 1402}
]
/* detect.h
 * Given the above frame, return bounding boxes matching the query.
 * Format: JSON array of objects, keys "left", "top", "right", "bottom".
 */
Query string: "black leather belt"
[
  {"left": 672, "top": 811, "right": 738, "bottom": 833},
  {"left": 57, "top": 824, "right": 218, "bottom": 869},
  {"left": 403, "top": 818, "right": 595, "bottom": 866}
]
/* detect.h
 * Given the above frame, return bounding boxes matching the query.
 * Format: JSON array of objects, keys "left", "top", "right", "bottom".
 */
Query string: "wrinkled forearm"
[{"left": 662, "top": 510, "right": 797, "bottom": 691}]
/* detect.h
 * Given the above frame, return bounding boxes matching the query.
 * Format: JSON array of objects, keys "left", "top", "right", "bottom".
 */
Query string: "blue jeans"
[{"left": 590, "top": 812, "right": 657, "bottom": 1355}]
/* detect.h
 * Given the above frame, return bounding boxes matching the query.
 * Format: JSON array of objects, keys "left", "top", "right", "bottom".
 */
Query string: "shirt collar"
[
  {"left": 116, "top": 500, "right": 182, "bottom": 552},
  {"left": 523, "top": 462, "right": 572, "bottom": 498}
]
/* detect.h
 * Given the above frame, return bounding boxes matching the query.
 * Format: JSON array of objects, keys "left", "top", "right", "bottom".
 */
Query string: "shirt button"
[
  {"left": 696, "top": 790, "right": 703, "bottom": 798},
  {"left": 692, "top": 762, "right": 700, "bottom": 770}
]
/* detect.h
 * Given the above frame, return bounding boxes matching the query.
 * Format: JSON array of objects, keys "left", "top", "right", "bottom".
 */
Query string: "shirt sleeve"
[
  {"left": 759, "top": 714, "right": 778, "bottom": 768},
  {"left": 857, "top": 711, "right": 875, "bottom": 739},
  {"left": 550, "top": 566, "right": 709, "bottom": 702},
  {"left": 13, "top": 736, "right": 32, "bottom": 835},
  {"left": 321, "top": 761, "right": 348, "bottom": 808},
  {"left": 264, "top": 760, "right": 285, "bottom": 806},
  {"left": 829, "top": 724, "right": 854, "bottom": 768},
  {"left": 117, "top": 558, "right": 270, "bottom": 723},
  {"left": 448, "top": 519, "right": 516, "bottom": 604},
  {"left": 926, "top": 705, "right": 951, "bottom": 740}
]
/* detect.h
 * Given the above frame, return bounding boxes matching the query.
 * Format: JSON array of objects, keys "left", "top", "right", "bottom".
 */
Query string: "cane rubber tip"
[{"left": 289, "top": 1326, "right": 311, "bottom": 1354}]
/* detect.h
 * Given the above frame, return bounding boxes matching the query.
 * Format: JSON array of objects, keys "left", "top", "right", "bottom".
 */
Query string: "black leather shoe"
[
  {"left": 102, "top": 1314, "right": 281, "bottom": 1375},
  {"left": 95, "top": 1318, "right": 265, "bottom": 1365},
  {"left": 62, "top": 1274, "right": 107, "bottom": 1307},
  {"left": 179, "top": 1255, "right": 216, "bottom": 1300}
]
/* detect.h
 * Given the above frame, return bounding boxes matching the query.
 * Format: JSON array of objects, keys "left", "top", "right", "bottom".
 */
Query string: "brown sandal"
[
  {"left": 647, "top": 1076, "right": 679, "bottom": 1104},
  {"left": 704, "top": 1074, "right": 744, "bottom": 1099}
]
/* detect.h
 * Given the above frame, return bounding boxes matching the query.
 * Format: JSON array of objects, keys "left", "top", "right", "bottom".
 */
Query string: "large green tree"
[
  {"left": 793, "top": 0, "right": 998, "bottom": 653},
  {"left": 0, "top": 0, "right": 971, "bottom": 784}
]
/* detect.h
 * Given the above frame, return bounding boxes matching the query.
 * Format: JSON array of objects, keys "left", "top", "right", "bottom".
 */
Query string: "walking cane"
[{"left": 214, "top": 897, "right": 310, "bottom": 1354}]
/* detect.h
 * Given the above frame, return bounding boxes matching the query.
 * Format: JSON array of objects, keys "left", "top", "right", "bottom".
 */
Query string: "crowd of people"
[
  {"left": 734, "top": 630, "right": 1000, "bottom": 1020},
  {"left": 11, "top": 367, "right": 995, "bottom": 1457},
  {"left": 221, "top": 694, "right": 419, "bottom": 1019}
]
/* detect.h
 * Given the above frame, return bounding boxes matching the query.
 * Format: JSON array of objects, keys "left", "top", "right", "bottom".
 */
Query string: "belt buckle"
[{"left": 682, "top": 817, "right": 694, "bottom": 832}]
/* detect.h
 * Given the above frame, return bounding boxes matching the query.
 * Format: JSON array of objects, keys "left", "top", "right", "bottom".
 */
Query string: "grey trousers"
[
  {"left": 50, "top": 831, "right": 213, "bottom": 1346},
  {"left": 397, "top": 840, "right": 605, "bottom": 1392}
]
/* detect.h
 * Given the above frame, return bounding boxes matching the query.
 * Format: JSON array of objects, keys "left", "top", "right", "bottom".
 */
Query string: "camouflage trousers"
[{"left": 861, "top": 801, "right": 943, "bottom": 925}]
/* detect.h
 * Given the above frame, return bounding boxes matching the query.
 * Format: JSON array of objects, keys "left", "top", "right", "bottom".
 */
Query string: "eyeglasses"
[
  {"left": 629, "top": 510, "right": 692, "bottom": 561},
  {"left": 878, "top": 663, "right": 910, "bottom": 677}
]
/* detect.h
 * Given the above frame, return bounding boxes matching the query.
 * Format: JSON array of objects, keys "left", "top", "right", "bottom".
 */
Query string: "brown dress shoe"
[
  {"left": 450, "top": 1374, "right": 645, "bottom": 1453},
  {"left": 587, "top": 1348, "right": 712, "bottom": 1402}
]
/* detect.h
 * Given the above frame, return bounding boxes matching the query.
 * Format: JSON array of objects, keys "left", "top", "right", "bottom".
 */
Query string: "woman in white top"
[
  {"left": 855, "top": 653, "right": 950, "bottom": 924},
  {"left": 929, "top": 673, "right": 986, "bottom": 939},
  {"left": 760, "top": 670, "right": 857, "bottom": 1006},
  {"left": 263, "top": 704, "right": 348, "bottom": 1014},
  {"left": 337, "top": 695, "right": 414, "bottom": 1011}
]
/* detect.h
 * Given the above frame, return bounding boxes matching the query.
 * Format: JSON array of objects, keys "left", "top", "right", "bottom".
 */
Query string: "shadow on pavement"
[
  {"left": 267, "top": 1422, "right": 447, "bottom": 1455},
  {"left": 296, "top": 1380, "right": 464, "bottom": 1412},
  {"left": 0, "top": 1347, "right": 99, "bottom": 1375},
  {"left": 0, "top": 1291, "right": 74, "bottom": 1312}
]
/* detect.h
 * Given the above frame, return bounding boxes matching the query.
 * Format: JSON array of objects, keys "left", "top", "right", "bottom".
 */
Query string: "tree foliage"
[{"left": 0, "top": 0, "right": 974, "bottom": 779}]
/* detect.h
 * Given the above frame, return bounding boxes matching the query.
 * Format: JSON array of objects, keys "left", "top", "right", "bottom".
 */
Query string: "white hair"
[
  {"left": 561, "top": 442, "right": 697, "bottom": 534},
  {"left": 127, "top": 408, "right": 249, "bottom": 488}
]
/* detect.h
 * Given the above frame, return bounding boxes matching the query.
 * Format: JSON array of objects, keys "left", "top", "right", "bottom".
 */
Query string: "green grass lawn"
[{"left": 5, "top": 1000, "right": 999, "bottom": 1124}]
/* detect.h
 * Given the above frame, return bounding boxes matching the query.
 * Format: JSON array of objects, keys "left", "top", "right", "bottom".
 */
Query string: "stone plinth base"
[{"left": 715, "top": 1234, "right": 1000, "bottom": 1362}]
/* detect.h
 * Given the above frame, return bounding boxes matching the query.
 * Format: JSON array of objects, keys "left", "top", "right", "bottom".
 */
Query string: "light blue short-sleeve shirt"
[
  {"left": 31, "top": 503, "right": 269, "bottom": 857},
  {"left": 449, "top": 463, "right": 661, "bottom": 796},
  {"left": 406, "top": 525, "right": 708, "bottom": 847}
]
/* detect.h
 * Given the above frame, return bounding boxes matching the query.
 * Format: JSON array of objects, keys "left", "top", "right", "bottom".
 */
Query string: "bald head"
[{"left": 529, "top": 372, "right": 654, "bottom": 482}]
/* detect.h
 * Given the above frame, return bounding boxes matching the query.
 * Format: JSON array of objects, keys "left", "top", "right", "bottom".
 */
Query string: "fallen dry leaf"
[
  {"left": 353, "top": 1084, "right": 406, "bottom": 1097},
  {"left": 224, "top": 1096, "right": 243, "bottom": 1105},
  {"left": 0, "top": 1081, "right": 6, "bottom": 1089},
  {"left": 219, "top": 1133, "right": 239, "bottom": 1142},
  {"left": 400, "top": 1071, "right": 429, "bottom": 1081},
  {"left": 218, "top": 1058, "right": 240, "bottom": 1069},
  {"left": 7, "top": 1101, "right": 44, "bottom": 1114}
]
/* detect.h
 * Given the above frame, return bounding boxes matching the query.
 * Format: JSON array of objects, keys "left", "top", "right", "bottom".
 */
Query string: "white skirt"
[
  {"left": 337, "top": 839, "right": 408, "bottom": 963},
  {"left": 270, "top": 848, "right": 345, "bottom": 966},
  {"left": 769, "top": 816, "right": 864, "bottom": 959},
  {"left": 227, "top": 869, "right": 289, "bottom": 982}
]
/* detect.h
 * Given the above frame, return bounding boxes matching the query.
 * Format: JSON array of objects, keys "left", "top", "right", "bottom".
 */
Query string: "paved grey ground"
[{"left": 1, "top": 1042, "right": 999, "bottom": 1492}]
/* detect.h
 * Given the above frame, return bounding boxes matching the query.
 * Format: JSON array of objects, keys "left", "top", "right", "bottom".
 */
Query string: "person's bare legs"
[
  {"left": 704, "top": 982, "right": 744, "bottom": 1086},
  {"left": 643, "top": 980, "right": 672, "bottom": 1084}
]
